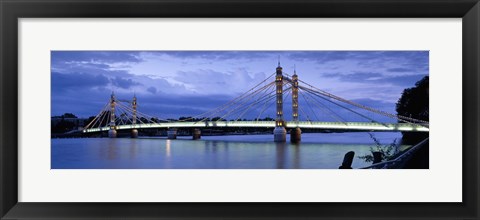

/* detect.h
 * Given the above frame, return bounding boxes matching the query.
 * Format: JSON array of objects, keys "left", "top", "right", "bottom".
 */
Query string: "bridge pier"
[
  {"left": 290, "top": 127, "right": 301, "bottom": 143},
  {"left": 167, "top": 128, "right": 177, "bottom": 139},
  {"left": 131, "top": 129, "right": 138, "bottom": 138},
  {"left": 192, "top": 128, "right": 201, "bottom": 140},
  {"left": 274, "top": 126, "right": 286, "bottom": 142},
  {"left": 108, "top": 128, "right": 117, "bottom": 138}
]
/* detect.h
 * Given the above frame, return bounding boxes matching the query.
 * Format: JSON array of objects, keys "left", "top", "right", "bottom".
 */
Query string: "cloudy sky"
[{"left": 51, "top": 51, "right": 428, "bottom": 122}]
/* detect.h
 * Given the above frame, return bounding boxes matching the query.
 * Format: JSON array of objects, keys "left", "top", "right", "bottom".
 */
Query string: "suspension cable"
[
  {"left": 84, "top": 102, "right": 109, "bottom": 130},
  {"left": 299, "top": 87, "right": 384, "bottom": 125},
  {"left": 298, "top": 79, "right": 429, "bottom": 125},
  {"left": 301, "top": 88, "right": 347, "bottom": 123}
]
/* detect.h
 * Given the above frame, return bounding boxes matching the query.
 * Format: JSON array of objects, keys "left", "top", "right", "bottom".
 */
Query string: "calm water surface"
[{"left": 51, "top": 132, "right": 408, "bottom": 169}]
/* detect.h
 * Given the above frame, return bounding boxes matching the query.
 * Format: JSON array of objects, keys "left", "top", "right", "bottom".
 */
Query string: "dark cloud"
[
  {"left": 153, "top": 51, "right": 277, "bottom": 61},
  {"left": 51, "top": 72, "right": 110, "bottom": 93},
  {"left": 372, "top": 51, "right": 429, "bottom": 72},
  {"left": 149, "top": 51, "right": 398, "bottom": 64},
  {"left": 52, "top": 60, "right": 134, "bottom": 78},
  {"left": 383, "top": 74, "right": 427, "bottom": 87},
  {"left": 287, "top": 51, "right": 359, "bottom": 63},
  {"left": 321, "top": 71, "right": 427, "bottom": 87},
  {"left": 51, "top": 51, "right": 143, "bottom": 65},
  {"left": 110, "top": 76, "right": 141, "bottom": 89},
  {"left": 322, "top": 72, "right": 383, "bottom": 81},
  {"left": 147, "top": 87, "right": 157, "bottom": 94},
  {"left": 387, "top": 67, "right": 412, "bottom": 72},
  {"left": 288, "top": 51, "right": 355, "bottom": 63},
  {"left": 53, "top": 51, "right": 392, "bottom": 64},
  {"left": 287, "top": 51, "right": 429, "bottom": 67}
]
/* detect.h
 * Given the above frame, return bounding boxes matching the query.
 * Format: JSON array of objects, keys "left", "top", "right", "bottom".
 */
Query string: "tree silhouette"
[{"left": 396, "top": 76, "right": 429, "bottom": 144}]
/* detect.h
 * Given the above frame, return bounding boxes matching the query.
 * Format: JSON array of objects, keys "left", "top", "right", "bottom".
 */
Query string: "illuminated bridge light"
[{"left": 84, "top": 121, "right": 427, "bottom": 133}]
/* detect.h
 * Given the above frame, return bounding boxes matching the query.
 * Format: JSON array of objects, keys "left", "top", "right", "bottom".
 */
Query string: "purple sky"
[{"left": 51, "top": 51, "right": 428, "bottom": 122}]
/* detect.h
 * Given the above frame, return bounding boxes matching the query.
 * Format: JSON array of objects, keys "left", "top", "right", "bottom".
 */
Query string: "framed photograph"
[{"left": 1, "top": 0, "right": 478, "bottom": 219}]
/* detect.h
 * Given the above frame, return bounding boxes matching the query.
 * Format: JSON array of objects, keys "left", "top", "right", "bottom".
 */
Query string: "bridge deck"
[{"left": 83, "top": 121, "right": 429, "bottom": 133}]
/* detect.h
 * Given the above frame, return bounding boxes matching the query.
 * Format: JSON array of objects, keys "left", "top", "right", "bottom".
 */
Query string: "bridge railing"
[
  {"left": 289, "top": 121, "right": 428, "bottom": 132},
  {"left": 83, "top": 121, "right": 429, "bottom": 133}
]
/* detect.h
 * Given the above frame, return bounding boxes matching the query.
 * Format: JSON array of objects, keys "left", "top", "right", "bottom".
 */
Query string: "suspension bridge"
[{"left": 82, "top": 62, "right": 429, "bottom": 142}]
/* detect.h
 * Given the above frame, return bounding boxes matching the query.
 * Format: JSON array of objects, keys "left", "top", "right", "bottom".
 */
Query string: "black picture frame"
[{"left": 1, "top": 0, "right": 479, "bottom": 219}]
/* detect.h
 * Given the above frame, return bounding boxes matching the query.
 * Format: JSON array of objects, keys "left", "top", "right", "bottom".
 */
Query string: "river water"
[{"left": 51, "top": 132, "right": 409, "bottom": 169}]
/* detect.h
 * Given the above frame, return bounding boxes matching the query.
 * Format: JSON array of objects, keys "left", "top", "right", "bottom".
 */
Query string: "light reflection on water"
[{"left": 51, "top": 132, "right": 408, "bottom": 169}]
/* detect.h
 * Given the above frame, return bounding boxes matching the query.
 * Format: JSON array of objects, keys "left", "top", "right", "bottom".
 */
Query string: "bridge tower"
[
  {"left": 290, "top": 67, "right": 301, "bottom": 143},
  {"left": 131, "top": 94, "right": 138, "bottom": 138},
  {"left": 274, "top": 61, "right": 287, "bottom": 142},
  {"left": 108, "top": 91, "right": 117, "bottom": 138}
]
